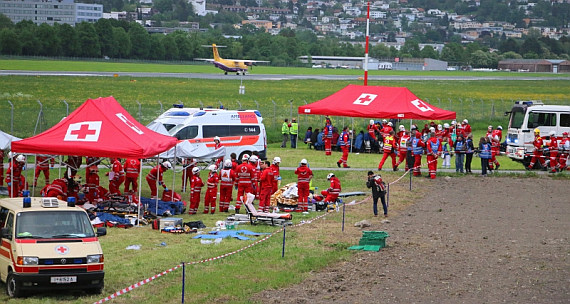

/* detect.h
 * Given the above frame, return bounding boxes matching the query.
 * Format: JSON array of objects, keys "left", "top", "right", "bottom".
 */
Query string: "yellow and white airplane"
[{"left": 196, "top": 44, "right": 269, "bottom": 75}]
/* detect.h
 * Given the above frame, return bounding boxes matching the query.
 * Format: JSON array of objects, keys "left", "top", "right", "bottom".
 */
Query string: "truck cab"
[
  {"left": 505, "top": 100, "right": 570, "bottom": 166},
  {"left": 0, "top": 197, "right": 106, "bottom": 297}
]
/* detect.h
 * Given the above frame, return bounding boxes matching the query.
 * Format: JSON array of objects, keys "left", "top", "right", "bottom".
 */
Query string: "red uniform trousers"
[
  {"left": 109, "top": 176, "right": 125, "bottom": 195},
  {"left": 413, "top": 154, "right": 422, "bottom": 176},
  {"left": 124, "top": 176, "right": 138, "bottom": 193},
  {"left": 529, "top": 150, "right": 546, "bottom": 168},
  {"left": 338, "top": 145, "right": 349, "bottom": 167},
  {"left": 490, "top": 148, "right": 500, "bottom": 169},
  {"left": 427, "top": 154, "right": 438, "bottom": 179},
  {"left": 271, "top": 181, "right": 278, "bottom": 194},
  {"left": 181, "top": 168, "right": 192, "bottom": 192},
  {"left": 259, "top": 187, "right": 272, "bottom": 212},
  {"left": 34, "top": 167, "right": 50, "bottom": 186},
  {"left": 396, "top": 150, "right": 407, "bottom": 170},
  {"left": 204, "top": 188, "right": 217, "bottom": 214},
  {"left": 324, "top": 138, "right": 332, "bottom": 155},
  {"left": 219, "top": 185, "right": 233, "bottom": 212},
  {"left": 146, "top": 177, "right": 161, "bottom": 198},
  {"left": 549, "top": 151, "right": 558, "bottom": 172},
  {"left": 236, "top": 183, "right": 252, "bottom": 211},
  {"left": 189, "top": 189, "right": 202, "bottom": 215},
  {"left": 378, "top": 151, "right": 397, "bottom": 170},
  {"left": 321, "top": 190, "right": 338, "bottom": 203},
  {"left": 558, "top": 153, "right": 568, "bottom": 170},
  {"left": 297, "top": 182, "right": 310, "bottom": 211},
  {"left": 7, "top": 177, "right": 21, "bottom": 198}
]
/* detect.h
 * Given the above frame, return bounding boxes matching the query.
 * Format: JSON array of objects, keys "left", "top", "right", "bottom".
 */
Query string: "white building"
[{"left": 0, "top": 0, "right": 102, "bottom": 25}]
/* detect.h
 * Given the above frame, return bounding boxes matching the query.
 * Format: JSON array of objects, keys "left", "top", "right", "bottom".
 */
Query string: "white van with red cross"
[{"left": 0, "top": 197, "right": 106, "bottom": 297}]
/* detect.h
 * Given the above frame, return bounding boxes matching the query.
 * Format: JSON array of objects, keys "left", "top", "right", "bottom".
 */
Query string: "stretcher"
[{"left": 243, "top": 193, "right": 292, "bottom": 226}]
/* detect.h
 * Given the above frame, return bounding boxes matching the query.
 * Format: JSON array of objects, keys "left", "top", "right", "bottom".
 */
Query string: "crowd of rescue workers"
[{"left": 1, "top": 116, "right": 569, "bottom": 217}]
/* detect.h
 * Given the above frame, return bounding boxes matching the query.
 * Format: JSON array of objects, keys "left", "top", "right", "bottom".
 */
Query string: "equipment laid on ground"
[{"left": 243, "top": 194, "right": 292, "bottom": 226}]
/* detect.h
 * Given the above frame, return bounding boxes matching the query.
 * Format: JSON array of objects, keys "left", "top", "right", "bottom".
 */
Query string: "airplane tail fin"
[{"left": 212, "top": 44, "right": 222, "bottom": 61}]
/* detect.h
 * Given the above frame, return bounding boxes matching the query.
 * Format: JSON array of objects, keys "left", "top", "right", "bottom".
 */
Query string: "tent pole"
[
  {"left": 155, "top": 156, "right": 159, "bottom": 216},
  {"left": 137, "top": 158, "right": 143, "bottom": 226},
  {"left": 32, "top": 155, "right": 36, "bottom": 195},
  {"left": 9, "top": 142, "right": 13, "bottom": 198},
  {"left": 172, "top": 145, "right": 176, "bottom": 193},
  {"left": 350, "top": 118, "right": 354, "bottom": 153}
]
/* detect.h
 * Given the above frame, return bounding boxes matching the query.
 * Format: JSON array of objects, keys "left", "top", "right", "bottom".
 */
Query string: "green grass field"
[{"left": 0, "top": 58, "right": 568, "bottom": 303}]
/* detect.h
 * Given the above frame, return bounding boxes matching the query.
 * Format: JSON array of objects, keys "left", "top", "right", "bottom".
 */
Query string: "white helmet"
[
  {"left": 241, "top": 153, "right": 250, "bottom": 161},
  {"left": 224, "top": 159, "right": 232, "bottom": 168},
  {"left": 300, "top": 158, "right": 308, "bottom": 165},
  {"left": 497, "top": 126, "right": 503, "bottom": 130},
  {"left": 214, "top": 136, "right": 220, "bottom": 142},
  {"left": 208, "top": 164, "right": 217, "bottom": 171},
  {"left": 549, "top": 130, "right": 556, "bottom": 136},
  {"left": 162, "top": 161, "right": 172, "bottom": 169},
  {"left": 437, "top": 124, "right": 442, "bottom": 130},
  {"left": 192, "top": 167, "right": 200, "bottom": 175},
  {"left": 369, "top": 119, "right": 374, "bottom": 125},
  {"left": 16, "top": 155, "right": 26, "bottom": 163},
  {"left": 327, "top": 173, "right": 335, "bottom": 180},
  {"left": 273, "top": 156, "right": 281, "bottom": 164},
  {"left": 7, "top": 151, "right": 14, "bottom": 159},
  {"left": 451, "top": 120, "right": 457, "bottom": 125},
  {"left": 463, "top": 119, "right": 468, "bottom": 124},
  {"left": 488, "top": 125, "right": 493, "bottom": 129},
  {"left": 387, "top": 122, "right": 393, "bottom": 127},
  {"left": 429, "top": 127, "right": 435, "bottom": 132},
  {"left": 249, "top": 155, "right": 258, "bottom": 163},
  {"left": 443, "top": 123, "right": 450, "bottom": 128},
  {"left": 382, "top": 119, "right": 387, "bottom": 123},
  {"left": 399, "top": 125, "right": 405, "bottom": 131}
]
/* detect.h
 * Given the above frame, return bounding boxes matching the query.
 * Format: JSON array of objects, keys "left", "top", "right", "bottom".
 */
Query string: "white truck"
[{"left": 505, "top": 100, "right": 570, "bottom": 167}]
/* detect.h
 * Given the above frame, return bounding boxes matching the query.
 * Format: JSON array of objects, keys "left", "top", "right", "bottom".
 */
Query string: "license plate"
[{"left": 50, "top": 276, "right": 77, "bottom": 284}]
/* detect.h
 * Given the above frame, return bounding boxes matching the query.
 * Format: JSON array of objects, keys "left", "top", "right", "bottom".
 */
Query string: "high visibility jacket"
[
  {"left": 282, "top": 122, "right": 290, "bottom": 134},
  {"left": 412, "top": 137, "right": 424, "bottom": 155},
  {"left": 324, "top": 124, "right": 333, "bottom": 138},
  {"left": 427, "top": 138, "right": 441, "bottom": 155},
  {"left": 219, "top": 168, "right": 236, "bottom": 187},
  {"left": 339, "top": 131, "right": 350, "bottom": 146},
  {"left": 480, "top": 143, "right": 492, "bottom": 159},
  {"left": 399, "top": 135, "right": 410, "bottom": 152},
  {"left": 290, "top": 122, "right": 298, "bottom": 135},
  {"left": 383, "top": 135, "right": 396, "bottom": 153}
]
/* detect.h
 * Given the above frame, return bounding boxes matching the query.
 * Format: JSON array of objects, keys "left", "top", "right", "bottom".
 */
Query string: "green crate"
[{"left": 358, "top": 231, "right": 389, "bottom": 248}]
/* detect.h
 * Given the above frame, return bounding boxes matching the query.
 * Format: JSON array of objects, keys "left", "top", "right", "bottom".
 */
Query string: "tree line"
[{"left": 0, "top": 15, "right": 568, "bottom": 68}]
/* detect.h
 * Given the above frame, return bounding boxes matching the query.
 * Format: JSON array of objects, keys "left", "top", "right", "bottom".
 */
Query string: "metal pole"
[
  {"left": 364, "top": 1, "right": 370, "bottom": 86},
  {"left": 135, "top": 100, "right": 142, "bottom": 121},
  {"left": 34, "top": 100, "right": 43, "bottom": 135},
  {"left": 271, "top": 100, "right": 276, "bottom": 127},
  {"left": 61, "top": 100, "right": 69, "bottom": 116},
  {"left": 181, "top": 262, "right": 185, "bottom": 303},
  {"left": 236, "top": 100, "right": 242, "bottom": 109},
  {"left": 342, "top": 202, "right": 345, "bottom": 232},
  {"left": 288, "top": 99, "right": 293, "bottom": 119},
  {"left": 281, "top": 226, "right": 286, "bottom": 258},
  {"left": 218, "top": 100, "right": 223, "bottom": 109},
  {"left": 409, "top": 168, "right": 412, "bottom": 191},
  {"left": 158, "top": 100, "right": 163, "bottom": 113},
  {"left": 254, "top": 100, "right": 259, "bottom": 110},
  {"left": 387, "top": 183, "right": 390, "bottom": 207}
]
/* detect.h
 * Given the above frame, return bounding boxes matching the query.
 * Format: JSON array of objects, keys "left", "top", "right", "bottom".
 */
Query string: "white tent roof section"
[
  {"left": 146, "top": 121, "right": 170, "bottom": 136},
  {"left": 159, "top": 140, "right": 226, "bottom": 161},
  {"left": 0, "top": 129, "right": 21, "bottom": 150}
]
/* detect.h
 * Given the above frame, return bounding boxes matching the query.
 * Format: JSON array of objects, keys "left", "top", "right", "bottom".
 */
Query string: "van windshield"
[
  {"left": 15, "top": 211, "right": 95, "bottom": 239},
  {"left": 509, "top": 107, "right": 525, "bottom": 129},
  {"left": 171, "top": 125, "right": 198, "bottom": 140}
]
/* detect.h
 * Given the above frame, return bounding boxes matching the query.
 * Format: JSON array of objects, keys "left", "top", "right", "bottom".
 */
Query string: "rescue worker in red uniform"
[
  {"left": 367, "top": 120, "right": 379, "bottom": 143},
  {"left": 43, "top": 178, "right": 68, "bottom": 200},
  {"left": 204, "top": 164, "right": 219, "bottom": 214},
  {"left": 188, "top": 167, "right": 204, "bottom": 215},
  {"left": 378, "top": 130, "right": 398, "bottom": 171},
  {"left": 336, "top": 127, "right": 351, "bottom": 168},
  {"left": 397, "top": 125, "right": 406, "bottom": 141},
  {"left": 235, "top": 154, "right": 253, "bottom": 213},
  {"left": 321, "top": 173, "right": 341, "bottom": 203},
  {"left": 219, "top": 159, "right": 237, "bottom": 212},
  {"left": 396, "top": 130, "right": 410, "bottom": 171},
  {"left": 0, "top": 149, "right": 4, "bottom": 186},
  {"left": 435, "top": 124, "right": 445, "bottom": 140},
  {"left": 146, "top": 161, "right": 172, "bottom": 198},
  {"left": 426, "top": 132, "right": 442, "bottom": 179},
  {"left": 324, "top": 121, "right": 333, "bottom": 156},
  {"left": 34, "top": 155, "right": 55, "bottom": 187},
  {"left": 108, "top": 158, "right": 125, "bottom": 195},
  {"left": 249, "top": 155, "right": 260, "bottom": 199},
  {"left": 84, "top": 165, "right": 101, "bottom": 203},
  {"left": 528, "top": 128, "right": 546, "bottom": 170},
  {"left": 489, "top": 126, "right": 502, "bottom": 170},
  {"left": 295, "top": 159, "right": 313, "bottom": 212},
  {"left": 379, "top": 121, "right": 393, "bottom": 140},
  {"left": 5, "top": 154, "right": 26, "bottom": 197},
  {"left": 258, "top": 161, "right": 274, "bottom": 212},
  {"left": 558, "top": 132, "right": 569, "bottom": 171},
  {"left": 412, "top": 131, "right": 425, "bottom": 176},
  {"left": 546, "top": 131, "right": 559, "bottom": 173},
  {"left": 123, "top": 158, "right": 141, "bottom": 193},
  {"left": 461, "top": 119, "right": 472, "bottom": 139},
  {"left": 270, "top": 157, "right": 281, "bottom": 194},
  {"left": 181, "top": 158, "right": 196, "bottom": 192},
  {"left": 213, "top": 136, "right": 224, "bottom": 168}
]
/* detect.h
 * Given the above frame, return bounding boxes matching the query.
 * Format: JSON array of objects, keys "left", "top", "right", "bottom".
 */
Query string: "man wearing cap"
[
  {"left": 295, "top": 159, "right": 313, "bottom": 212},
  {"left": 290, "top": 118, "right": 299, "bottom": 148},
  {"left": 366, "top": 171, "right": 387, "bottom": 217}
]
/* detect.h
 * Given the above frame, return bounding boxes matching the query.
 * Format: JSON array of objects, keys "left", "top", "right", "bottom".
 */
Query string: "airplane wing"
[
  {"left": 231, "top": 59, "right": 270, "bottom": 63},
  {"left": 194, "top": 58, "right": 215, "bottom": 62}
]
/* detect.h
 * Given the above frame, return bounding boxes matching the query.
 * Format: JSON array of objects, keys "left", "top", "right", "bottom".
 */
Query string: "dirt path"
[{"left": 254, "top": 176, "right": 569, "bottom": 304}]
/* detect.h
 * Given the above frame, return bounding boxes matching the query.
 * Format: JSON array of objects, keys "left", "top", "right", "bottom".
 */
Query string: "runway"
[{"left": 1, "top": 70, "right": 567, "bottom": 81}]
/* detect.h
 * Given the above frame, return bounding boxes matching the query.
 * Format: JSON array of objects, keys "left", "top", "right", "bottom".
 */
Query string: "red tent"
[
  {"left": 11, "top": 96, "right": 177, "bottom": 158},
  {"left": 298, "top": 84, "right": 456, "bottom": 120}
]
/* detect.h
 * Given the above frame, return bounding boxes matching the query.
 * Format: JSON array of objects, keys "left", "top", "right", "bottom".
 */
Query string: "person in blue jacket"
[{"left": 478, "top": 136, "right": 492, "bottom": 176}]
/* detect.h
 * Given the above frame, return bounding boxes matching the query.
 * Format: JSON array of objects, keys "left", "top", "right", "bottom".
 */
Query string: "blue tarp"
[
  {"left": 96, "top": 212, "right": 132, "bottom": 225},
  {"left": 140, "top": 197, "right": 185, "bottom": 216},
  {"left": 193, "top": 230, "right": 270, "bottom": 241}
]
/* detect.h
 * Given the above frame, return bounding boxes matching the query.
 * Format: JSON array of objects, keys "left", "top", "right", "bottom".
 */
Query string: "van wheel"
[
  {"left": 6, "top": 272, "right": 22, "bottom": 298},
  {"left": 239, "top": 151, "right": 252, "bottom": 161}
]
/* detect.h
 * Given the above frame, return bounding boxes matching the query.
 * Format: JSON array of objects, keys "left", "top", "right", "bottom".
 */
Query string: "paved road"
[{"left": 1, "top": 70, "right": 569, "bottom": 81}]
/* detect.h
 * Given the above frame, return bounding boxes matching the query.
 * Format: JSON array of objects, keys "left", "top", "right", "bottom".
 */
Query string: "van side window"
[
  {"left": 527, "top": 112, "right": 556, "bottom": 128},
  {"left": 0, "top": 207, "right": 9, "bottom": 228},
  {"left": 175, "top": 126, "right": 198, "bottom": 140},
  {"left": 2, "top": 212, "right": 14, "bottom": 237},
  {"left": 561, "top": 114, "right": 570, "bottom": 127},
  {"left": 203, "top": 125, "right": 260, "bottom": 138}
]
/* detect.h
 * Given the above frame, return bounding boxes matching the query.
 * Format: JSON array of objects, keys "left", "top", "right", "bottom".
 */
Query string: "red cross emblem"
[
  {"left": 55, "top": 245, "right": 69, "bottom": 255},
  {"left": 116, "top": 113, "right": 144, "bottom": 135},
  {"left": 353, "top": 93, "right": 377, "bottom": 106},
  {"left": 411, "top": 99, "right": 434, "bottom": 112},
  {"left": 64, "top": 122, "right": 102, "bottom": 142}
]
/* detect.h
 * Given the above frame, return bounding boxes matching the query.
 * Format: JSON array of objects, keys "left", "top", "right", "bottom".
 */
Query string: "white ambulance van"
[
  {"left": 0, "top": 197, "right": 106, "bottom": 297},
  {"left": 151, "top": 106, "right": 267, "bottom": 160},
  {"left": 505, "top": 100, "right": 570, "bottom": 166}
]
